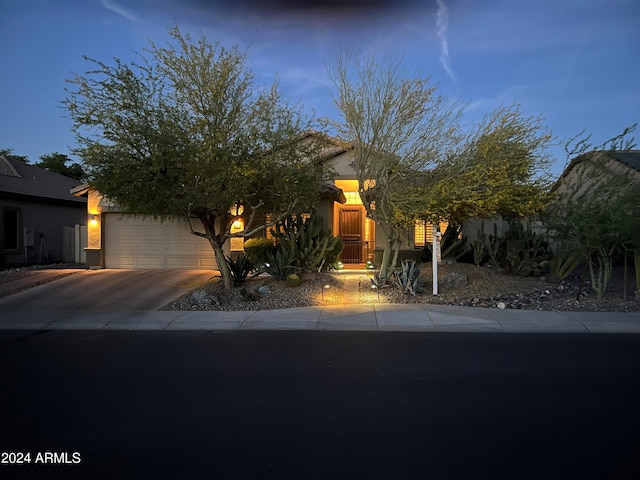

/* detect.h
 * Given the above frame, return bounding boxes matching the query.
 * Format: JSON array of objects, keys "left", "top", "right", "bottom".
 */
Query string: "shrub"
[
  {"left": 244, "top": 238, "right": 275, "bottom": 267},
  {"left": 490, "top": 220, "right": 552, "bottom": 276},
  {"left": 548, "top": 242, "right": 583, "bottom": 282},
  {"left": 225, "top": 254, "right": 254, "bottom": 286},
  {"left": 285, "top": 273, "right": 301, "bottom": 287},
  {"left": 271, "top": 212, "right": 344, "bottom": 272},
  {"left": 260, "top": 249, "right": 299, "bottom": 280},
  {"left": 393, "top": 259, "right": 425, "bottom": 296}
]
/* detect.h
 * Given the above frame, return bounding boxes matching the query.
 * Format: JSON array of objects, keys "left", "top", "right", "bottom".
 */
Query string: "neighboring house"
[
  {"left": 553, "top": 150, "right": 640, "bottom": 198},
  {"left": 0, "top": 155, "right": 87, "bottom": 268},
  {"left": 73, "top": 132, "right": 449, "bottom": 270}
]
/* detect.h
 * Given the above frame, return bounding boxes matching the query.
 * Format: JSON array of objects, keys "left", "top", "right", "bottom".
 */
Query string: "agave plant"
[{"left": 393, "top": 259, "right": 425, "bottom": 296}]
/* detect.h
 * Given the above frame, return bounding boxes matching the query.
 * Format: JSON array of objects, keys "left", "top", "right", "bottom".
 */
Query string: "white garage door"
[{"left": 104, "top": 214, "right": 217, "bottom": 269}]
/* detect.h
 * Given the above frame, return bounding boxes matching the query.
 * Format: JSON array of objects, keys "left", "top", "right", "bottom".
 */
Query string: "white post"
[{"left": 432, "top": 229, "right": 440, "bottom": 295}]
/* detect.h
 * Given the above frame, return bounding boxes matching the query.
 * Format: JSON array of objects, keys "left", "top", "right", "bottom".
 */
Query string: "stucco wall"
[{"left": 1, "top": 197, "right": 86, "bottom": 266}]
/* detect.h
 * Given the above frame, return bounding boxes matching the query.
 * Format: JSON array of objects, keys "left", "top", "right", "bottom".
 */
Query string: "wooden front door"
[{"left": 339, "top": 208, "right": 363, "bottom": 264}]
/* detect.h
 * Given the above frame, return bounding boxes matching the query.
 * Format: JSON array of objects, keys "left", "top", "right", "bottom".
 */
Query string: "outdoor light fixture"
[
  {"left": 371, "top": 284, "right": 380, "bottom": 300},
  {"left": 232, "top": 203, "right": 244, "bottom": 216},
  {"left": 322, "top": 284, "right": 330, "bottom": 300},
  {"left": 89, "top": 215, "right": 99, "bottom": 225}
]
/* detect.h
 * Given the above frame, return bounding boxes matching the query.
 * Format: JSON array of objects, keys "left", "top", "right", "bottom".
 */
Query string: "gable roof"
[
  {"left": 559, "top": 150, "right": 640, "bottom": 180},
  {"left": 0, "top": 155, "right": 86, "bottom": 205}
]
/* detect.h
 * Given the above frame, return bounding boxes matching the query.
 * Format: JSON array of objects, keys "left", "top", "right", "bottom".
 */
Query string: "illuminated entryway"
[{"left": 333, "top": 180, "right": 375, "bottom": 264}]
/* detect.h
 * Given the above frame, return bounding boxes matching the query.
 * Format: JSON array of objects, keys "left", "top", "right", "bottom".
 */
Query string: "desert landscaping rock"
[{"left": 162, "top": 262, "right": 639, "bottom": 313}]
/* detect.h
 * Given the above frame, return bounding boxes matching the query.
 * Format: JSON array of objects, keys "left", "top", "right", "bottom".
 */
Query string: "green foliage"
[
  {"left": 326, "top": 49, "right": 465, "bottom": 277},
  {"left": 260, "top": 250, "right": 299, "bottom": 280},
  {"left": 0, "top": 148, "right": 29, "bottom": 163},
  {"left": 285, "top": 273, "right": 301, "bottom": 287},
  {"left": 545, "top": 126, "right": 640, "bottom": 300},
  {"left": 63, "top": 25, "right": 324, "bottom": 289},
  {"left": 369, "top": 272, "right": 391, "bottom": 289},
  {"left": 34, "top": 153, "right": 85, "bottom": 181},
  {"left": 243, "top": 238, "right": 275, "bottom": 267},
  {"left": 271, "top": 212, "right": 344, "bottom": 273},
  {"left": 490, "top": 220, "right": 552, "bottom": 277},
  {"left": 225, "top": 255, "right": 254, "bottom": 287},
  {"left": 413, "top": 103, "right": 554, "bottom": 226},
  {"left": 548, "top": 242, "right": 583, "bottom": 282},
  {"left": 471, "top": 222, "right": 487, "bottom": 266},
  {"left": 393, "top": 259, "right": 425, "bottom": 296}
]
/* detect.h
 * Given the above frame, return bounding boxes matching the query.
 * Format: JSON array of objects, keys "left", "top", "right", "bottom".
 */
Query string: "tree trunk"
[
  {"left": 379, "top": 238, "right": 394, "bottom": 279},
  {"left": 391, "top": 237, "right": 401, "bottom": 270},
  {"left": 197, "top": 214, "right": 234, "bottom": 290},
  {"left": 210, "top": 238, "right": 233, "bottom": 290}
]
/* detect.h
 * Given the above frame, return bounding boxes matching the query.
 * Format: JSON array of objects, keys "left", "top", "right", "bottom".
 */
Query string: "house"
[
  {"left": 0, "top": 155, "right": 87, "bottom": 268},
  {"left": 553, "top": 150, "right": 640, "bottom": 198},
  {"left": 72, "top": 132, "right": 448, "bottom": 270}
]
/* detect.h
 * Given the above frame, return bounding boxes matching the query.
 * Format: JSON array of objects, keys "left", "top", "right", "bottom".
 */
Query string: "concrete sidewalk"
[
  {"left": 1, "top": 303, "right": 639, "bottom": 333},
  {"left": 1, "top": 268, "right": 639, "bottom": 333}
]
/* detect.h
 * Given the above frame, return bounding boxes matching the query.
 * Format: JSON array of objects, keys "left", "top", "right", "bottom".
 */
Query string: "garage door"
[{"left": 103, "top": 214, "right": 217, "bottom": 269}]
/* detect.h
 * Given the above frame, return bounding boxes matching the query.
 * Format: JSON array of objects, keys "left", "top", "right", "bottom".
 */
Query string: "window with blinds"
[{"left": 414, "top": 219, "right": 448, "bottom": 248}]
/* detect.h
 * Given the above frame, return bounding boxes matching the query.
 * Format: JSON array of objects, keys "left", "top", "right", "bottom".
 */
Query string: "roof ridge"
[{"left": 0, "top": 155, "right": 22, "bottom": 177}]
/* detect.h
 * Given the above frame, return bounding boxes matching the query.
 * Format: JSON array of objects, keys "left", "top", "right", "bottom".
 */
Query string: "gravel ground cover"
[
  {"left": 162, "top": 261, "right": 640, "bottom": 313},
  {"left": 2, "top": 262, "right": 637, "bottom": 312}
]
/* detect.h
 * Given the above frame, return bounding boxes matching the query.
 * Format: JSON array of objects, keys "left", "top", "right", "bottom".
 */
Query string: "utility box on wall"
[{"left": 24, "top": 227, "right": 35, "bottom": 247}]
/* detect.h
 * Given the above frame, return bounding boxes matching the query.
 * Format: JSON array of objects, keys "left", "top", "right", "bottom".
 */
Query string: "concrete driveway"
[{"left": 0, "top": 269, "right": 213, "bottom": 313}]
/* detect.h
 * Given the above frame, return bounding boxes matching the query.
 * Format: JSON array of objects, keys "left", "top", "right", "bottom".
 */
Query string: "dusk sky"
[{"left": 1, "top": 0, "right": 638, "bottom": 176}]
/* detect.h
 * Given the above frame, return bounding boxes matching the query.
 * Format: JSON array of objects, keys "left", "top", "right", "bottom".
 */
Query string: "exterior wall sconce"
[
  {"left": 231, "top": 203, "right": 244, "bottom": 216},
  {"left": 89, "top": 215, "right": 99, "bottom": 225}
]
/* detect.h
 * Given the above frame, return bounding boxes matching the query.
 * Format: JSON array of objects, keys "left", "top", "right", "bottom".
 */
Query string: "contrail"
[
  {"left": 101, "top": 0, "right": 140, "bottom": 23},
  {"left": 436, "top": 0, "right": 456, "bottom": 82}
]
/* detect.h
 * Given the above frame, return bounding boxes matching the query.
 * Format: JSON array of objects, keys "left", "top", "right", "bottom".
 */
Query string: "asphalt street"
[{"left": 2, "top": 330, "right": 640, "bottom": 479}]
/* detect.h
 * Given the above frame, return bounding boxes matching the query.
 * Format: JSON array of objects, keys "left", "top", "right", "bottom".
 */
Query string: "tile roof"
[
  {"left": 612, "top": 150, "right": 640, "bottom": 172},
  {"left": 0, "top": 155, "right": 87, "bottom": 204}
]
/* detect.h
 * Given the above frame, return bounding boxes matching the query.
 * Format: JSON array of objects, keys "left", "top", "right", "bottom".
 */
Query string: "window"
[
  {"left": 2, "top": 207, "right": 20, "bottom": 251},
  {"left": 414, "top": 219, "right": 448, "bottom": 248}
]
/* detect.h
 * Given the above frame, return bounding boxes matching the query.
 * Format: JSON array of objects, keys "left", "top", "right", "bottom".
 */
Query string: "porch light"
[
  {"left": 231, "top": 203, "right": 244, "bottom": 216},
  {"left": 89, "top": 215, "right": 99, "bottom": 225}
]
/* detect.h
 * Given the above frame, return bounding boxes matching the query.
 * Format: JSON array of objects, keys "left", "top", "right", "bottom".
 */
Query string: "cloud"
[
  {"left": 101, "top": 0, "right": 141, "bottom": 23},
  {"left": 435, "top": 0, "right": 456, "bottom": 82}
]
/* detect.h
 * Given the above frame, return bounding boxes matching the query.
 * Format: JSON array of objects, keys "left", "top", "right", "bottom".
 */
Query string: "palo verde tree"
[
  {"left": 64, "top": 26, "right": 324, "bottom": 289},
  {"left": 326, "top": 50, "right": 464, "bottom": 277},
  {"left": 411, "top": 103, "right": 555, "bottom": 227}
]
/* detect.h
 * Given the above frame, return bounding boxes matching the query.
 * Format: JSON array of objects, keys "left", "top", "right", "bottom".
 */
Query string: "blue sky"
[{"left": 1, "top": 0, "right": 638, "bottom": 177}]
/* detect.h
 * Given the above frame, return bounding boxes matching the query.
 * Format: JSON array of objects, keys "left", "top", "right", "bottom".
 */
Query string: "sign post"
[{"left": 432, "top": 229, "right": 441, "bottom": 295}]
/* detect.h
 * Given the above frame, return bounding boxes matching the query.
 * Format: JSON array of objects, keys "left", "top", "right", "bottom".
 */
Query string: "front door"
[{"left": 339, "top": 208, "right": 363, "bottom": 264}]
